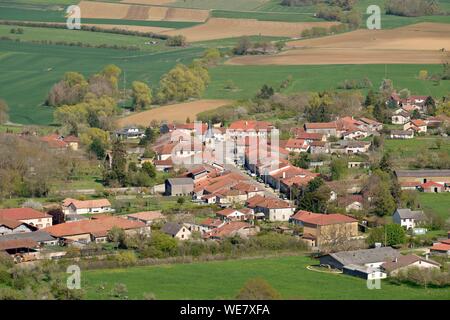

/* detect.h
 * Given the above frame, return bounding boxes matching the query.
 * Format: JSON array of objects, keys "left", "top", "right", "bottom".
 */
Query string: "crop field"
[
  {"left": 0, "top": 40, "right": 203, "bottom": 124},
  {"left": 163, "top": 18, "right": 338, "bottom": 42},
  {"left": 82, "top": 255, "right": 450, "bottom": 299},
  {"left": 117, "top": 99, "right": 231, "bottom": 127},
  {"left": 227, "top": 23, "right": 450, "bottom": 65},
  {"left": 0, "top": 25, "right": 169, "bottom": 51},
  {"left": 417, "top": 193, "right": 450, "bottom": 221},
  {"left": 169, "top": 0, "right": 271, "bottom": 11},
  {"left": 205, "top": 64, "right": 448, "bottom": 100},
  {"left": 211, "top": 10, "right": 321, "bottom": 22}
]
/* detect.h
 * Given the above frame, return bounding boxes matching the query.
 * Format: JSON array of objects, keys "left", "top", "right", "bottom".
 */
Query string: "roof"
[
  {"left": 207, "top": 221, "right": 252, "bottom": 239},
  {"left": 0, "top": 208, "right": 50, "bottom": 221},
  {"left": 291, "top": 210, "right": 357, "bottom": 226},
  {"left": 216, "top": 208, "right": 252, "bottom": 217},
  {"left": 430, "top": 243, "right": 450, "bottom": 252},
  {"left": 305, "top": 122, "right": 337, "bottom": 130},
  {"left": 410, "top": 119, "right": 426, "bottom": 127},
  {"left": 327, "top": 247, "right": 400, "bottom": 266},
  {"left": 0, "top": 217, "right": 26, "bottom": 229},
  {"left": 381, "top": 254, "right": 440, "bottom": 273},
  {"left": 167, "top": 178, "right": 194, "bottom": 186},
  {"left": 200, "top": 218, "right": 223, "bottom": 227},
  {"left": 0, "top": 231, "right": 55, "bottom": 243},
  {"left": 246, "top": 195, "right": 292, "bottom": 209},
  {"left": 395, "top": 169, "right": 450, "bottom": 178},
  {"left": 292, "top": 130, "right": 324, "bottom": 141},
  {"left": 40, "top": 134, "right": 68, "bottom": 148},
  {"left": 161, "top": 222, "right": 185, "bottom": 236},
  {"left": 126, "top": 211, "right": 165, "bottom": 222},
  {"left": 43, "top": 217, "right": 145, "bottom": 238},
  {"left": 63, "top": 198, "right": 111, "bottom": 209},
  {"left": 359, "top": 117, "right": 381, "bottom": 126},
  {"left": 285, "top": 138, "right": 309, "bottom": 149},
  {"left": 0, "top": 239, "right": 38, "bottom": 251},
  {"left": 228, "top": 120, "right": 273, "bottom": 132},
  {"left": 420, "top": 181, "right": 444, "bottom": 189},
  {"left": 395, "top": 208, "right": 426, "bottom": 220}
]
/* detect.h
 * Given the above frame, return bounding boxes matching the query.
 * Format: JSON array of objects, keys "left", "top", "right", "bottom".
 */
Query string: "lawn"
[
  {"left": 0, "top": 40, "right": 203, "bottom": 124},
  {"left": 205, "top": 64, "right": 449, "bottom": 100},
  {"left": 417, "top": 193, "right": 450, "bottom": 221},
  {"left": 82, "top": 255, "right": 450, "bottom": 299}
]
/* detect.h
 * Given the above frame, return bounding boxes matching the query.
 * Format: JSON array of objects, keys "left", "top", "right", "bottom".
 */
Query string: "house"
[
  {"left": 391, "top": 111, "right": 410, "bottom": 125},
  {"left": 285, "top": 138, "right": 310, "bottom": 153},
  {"left": 40, "top": 134, "right": 80, "bottom": 151},
  {"left": 115, "top": 126, "right": 145, "bottom": 139},
  {"left": 291, "top": 129, "right": 326, "bottom": 143},
  {"left": 227, "top": 120, "right": 274, "bottom": 139},
  {"left": 161, "top": 222, "right": 191, "bottom": 240},
  {"left": 359, "top": 117, "right": 383, "bottom": 132},
  {"left": 309, "top": 141, "right": 329, "bottom": 154},
  {"left": 404, "top": 119, "right": 427, "bottom": 133},
  {"left": 205, "top": 221, "right": 259, "bottom": 240},
  {"left": 381, "top": 254, "right": 440, "bottom": 276},
  {"left": 153, "top": 158, "right": 174, "bottom": 172},
  {"left": 0, "top": 217, "right": 35, "bottom": 235},
  {"left": 246, "top": 195, "right": 294, "bottom": 222},
  {"left": 165, "top": 178, "right": 194, "bottom": 196},
  {"left": 329, "top": 140, "right": 370, "bottom": 154},
  {"left": 390, "top": 130, "right": 414, "bottom": 139},
  {"left": 216, "top": 208, "right": 253, "bottom": 221},
  {"left": 393, "top": 208, "right": 426, "bottom": 230},
  {"left": 337, "top": 194, "right": 364, "bottom": 212},
  {"left": 0, "top": 239, "right": 40, "bottom": 262},
  {"left": 395, "top": 169, "right": 450, "bottom": 186},
  {"left": 62, "top": 198, "right": 113, "bottom": 215},
  {"left": 0, "top": 208, "right": 52, "bottom": 229},
  {"left": 304, "top": 122, "right": 337, "bottom": 137},
  {"left": 319, "top": 247, "right": 400, "bottom": 279},
  {"left": 430, "top": 242, "right": 450, "bottom": 256},
  {"left": 0, "top": 230, "right": 57, "bottom": 247},
  {"left": 419, "top": 181, "right": 445, "bottom": 193},
  {"left": 125, "top": 211, "right": 166, "bottom": 225},
  {"left": 44, "top": 216, "right": 149, "bottom": 244},
  {"left": 191, "top": 218, "right": 225, "bottom": 233},
  {"left": 290, "top": 210, "right": 359, "bottom": 247}
]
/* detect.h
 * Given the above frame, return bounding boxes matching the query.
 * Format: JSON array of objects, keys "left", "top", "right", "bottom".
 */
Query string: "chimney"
[{"left": 282, "top": 172, "right": 286, "bottom": 179}]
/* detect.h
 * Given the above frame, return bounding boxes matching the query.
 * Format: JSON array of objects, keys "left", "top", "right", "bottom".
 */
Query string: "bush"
[{"left": 166, "top": 35, "right": 187, "bottom": 47}]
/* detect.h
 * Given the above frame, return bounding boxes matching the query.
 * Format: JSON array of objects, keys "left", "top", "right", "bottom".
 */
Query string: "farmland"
[
  {"left": 82, "top": 255, "right": 450, "bottom": 300},
  {"left": 117, "top": 99, "right": 232, "bottom": 127},
  {"left": 204, "top": 64, "right": 448, "bottom": 100},
  {"left": 417, "top": 193, "right": 450, "bottom": 221},
  {"left": 0, "top": 40, "right": 203, "bottom": 124}
]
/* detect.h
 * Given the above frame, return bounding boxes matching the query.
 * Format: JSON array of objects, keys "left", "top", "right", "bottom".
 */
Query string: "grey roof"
[
  {"left": 167, "top": 178, "right": 194, "bottom": 186},
  {"left": 329, "top": 247, "right": 400, "bottom": 266},
  {"left": 395, "top": 169, "right": 450, "bottom": 178},
  {"left": 161, "top": 222, "right": 184, "bottom": 236},
  {"left": 395, "top": 208, "right": 426, "bottom": 220},
  {"left": 0, "top": 231, "right": 56, "bottom": 243},
  {"left": 391, "top": 130, "right": 413, "bottom": 136}
]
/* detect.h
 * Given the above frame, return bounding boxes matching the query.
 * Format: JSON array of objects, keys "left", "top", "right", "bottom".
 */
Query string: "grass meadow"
[
  {"left": 0, "top": 40, "right": 203, "bottom": 124},
  {"left": 205, "top": 64, "right": 449, "bottom": 100},
  {"left": 82, "top": 255, "right": 450, "bottom": 300},
  {"left": 417, "top": 193, "right": 450, "bottom": 221}
]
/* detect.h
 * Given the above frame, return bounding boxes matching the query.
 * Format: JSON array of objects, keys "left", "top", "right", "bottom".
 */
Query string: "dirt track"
[
  {"left": 163, "top": 18, "right": 339, "bottom": 42},
  {"left": 117, "top": 100, "right": 231, "bottom": 127},
  {"left": 226, "top": 23, "right": 450, "bottom": 65},
  {"left": 121, "top": 0, "right": 175, "bottom": 5}
]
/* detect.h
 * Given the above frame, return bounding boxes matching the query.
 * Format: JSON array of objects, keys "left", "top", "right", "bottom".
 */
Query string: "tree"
[
  {"left": 101, "top": 64, "right": 122, "bottom": 91},
  {"left": 236, "top": 278, "right": 281, "bottom": 300},
  {"left": 364, "top": 89, "right": 378, "bottom": 107},
  {"left": 256, "top": 84, "right": 275, "bottom": 100},
  {"left": 107, "top": 227, "right": 127, "bottom": 249},
  {"left": 109, "top": 139, "right": 127, "bottom": 185},
  {"left": 399, "top": 88, "right": 410, "bottom": 99},
  {"left": 366, "top": 224, "right": 406, "bottom": 246},
  {"left": 47, "top": 208, "right": 65, "bottom": 225},
  {"left": 202, "top": 48, "right": 221, "bottom": 66},
  {"left": 379, "top": 79, "right": 394, "bottom": 96},
  {"left": 47, "top": 72, "right": 88, "bottom": 107},
  {"left": 139, "top": 127, "right": 155, "bottom": 146},
  {"left": 166, "top": 35, "right": 187, "bottom": 47},
  {"left": 330, "top": 158, "right": 347, "bottom": 180},
  {"left": 89, "top": 137, "right": 106, "bottom": 159},
  {"left": 367, "top": 170, "right": 396, "bottom": 216},
  {"left": 234, "top": 37, "right": 252, "bottom": 55},
  {"left": 131, "top": 81, "right": 152, "bottom": 111},
  {"left": 297, "top": 177, "right": 331, "bottom": 213},
  {"left": 0, "top": 99, "right": 9, "bottom": 124},
  {"left": 424, "top": 96, "right": 436, "bottom": 115},
  {"left": 141, "top": 162, "right": 156, "bottom": 178},
  {"left": 292, "top": 153, "right": 310, "bottom": 169}
]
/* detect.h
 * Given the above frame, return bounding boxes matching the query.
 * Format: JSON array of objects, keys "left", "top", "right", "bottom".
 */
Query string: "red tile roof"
[
  {"left": 207, "top": 221, "right": 252, "bottom": 239},
  {"left": 411, "top": 119, "right": 426, "bottom": 127},
  {"left": 305, "top": 122, "right": 337, "bottom": 129},
  {"left": 0, "top": 239, "right": 38, "bottom": 251},
  {"left": 291, "top": 210, "right": 357, "bottom": 226},
  {"left": 62, "top": 198, "right": 111, "bottom": 209},
  {"left": 0, "top": 217, "right": 25, "bottom": 229},
  {"left": 126, "top": 211, "right": 165, "bottom": 221},
  {"left": 285, "top": 138, "right": 309, "bottom": 150},
  {"left": 246, "top": 195, "right": 292, "bottom": 209},
  {"left": 43, "top": 216, "right": 145, "bottom": 238},
  {"left": 228, "top": 120, "right": 273, "bottom": 132},
  {"left": 0, "top": 208, "right": 50, "bottom": 221},
  {"left": 430, "top": 243, "right": 450, "bottom": 252},
  {"left": 420, "top": 181, "right": 444, "bottom": 189}
]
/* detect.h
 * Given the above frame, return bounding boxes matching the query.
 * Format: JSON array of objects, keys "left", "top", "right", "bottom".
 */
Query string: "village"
[{"left": 0, "top": 87, "right": 449, "bottom": 294}]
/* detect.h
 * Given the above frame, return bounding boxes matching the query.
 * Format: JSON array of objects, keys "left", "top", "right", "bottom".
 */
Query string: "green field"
[
  {"left": 418, "top": 193, "right": 450, "bottom": 221},
  {"left": 385, "top": 137, "right": 450, "bottom": 158},
  {"left": 170, "top": 0, "right": 271, "bottom": 11},
  {"left": 0, "top": 25, "right": 169, "bottom": 52},
  {"left": 205, "top": 64, "right": 449, "bottom": 100},
  {"left": 83, "top": 255, "right": 450, "bottom": 299},
  {"left": 0, "top": 41, "right": 203, "bottom": 124},
  {"left": 211, "top": 9, "right": 321, "bottom": 22}
]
